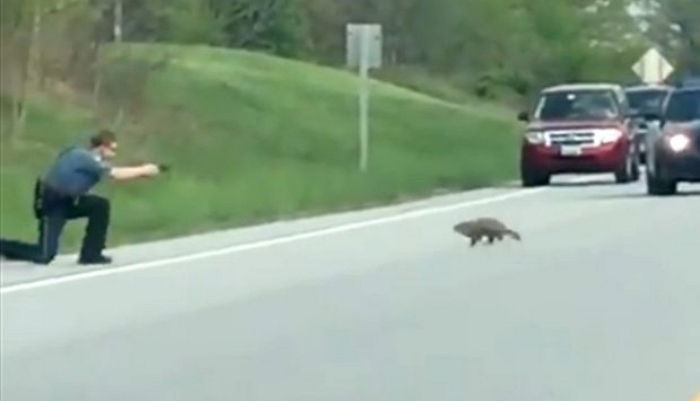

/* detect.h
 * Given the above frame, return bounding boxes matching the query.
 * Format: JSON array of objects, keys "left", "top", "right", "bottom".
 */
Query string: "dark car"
[
  {"left": 645, "top": 85, "right": 700, "bottom": 195},
  {"left": 625, "top": 85, "right": 672, "bottom": 163},
  {"left": 518, "top": 83, "right": 639, "bottom": 187}
]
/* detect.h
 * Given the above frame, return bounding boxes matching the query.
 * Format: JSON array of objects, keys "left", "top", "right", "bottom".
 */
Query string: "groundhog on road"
[{"left": 453, "top": 218, "right": 521, "bottom": 247}]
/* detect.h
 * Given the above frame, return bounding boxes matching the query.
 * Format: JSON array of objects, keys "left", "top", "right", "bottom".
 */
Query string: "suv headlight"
[
  {"left": 597, "top": 128, "right": 623, "bottom": 144},
  {"left": 667, "top": 133, "right": 691, "bottom": 153},
  {"left": 525, "top": 131, "right": 545, "bottom": 145}
]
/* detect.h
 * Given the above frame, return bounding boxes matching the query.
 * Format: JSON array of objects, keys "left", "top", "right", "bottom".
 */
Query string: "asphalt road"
[{"left": 2, "top": 175, "right": 699, "bottom": 401}]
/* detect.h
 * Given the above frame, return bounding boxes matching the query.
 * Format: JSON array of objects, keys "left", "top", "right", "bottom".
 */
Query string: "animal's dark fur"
[{"left": 453, "top": 218, "right": 521, "bottom": 246}]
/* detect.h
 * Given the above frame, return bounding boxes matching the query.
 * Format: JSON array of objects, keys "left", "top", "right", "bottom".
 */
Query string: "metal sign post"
[{"left": 347, "top": 24, "right": 382, "bottom": 172}]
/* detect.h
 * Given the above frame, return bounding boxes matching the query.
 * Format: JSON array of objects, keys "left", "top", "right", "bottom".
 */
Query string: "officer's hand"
[{"left": 142, "top": 163, "right": 161, "bottom": 177}]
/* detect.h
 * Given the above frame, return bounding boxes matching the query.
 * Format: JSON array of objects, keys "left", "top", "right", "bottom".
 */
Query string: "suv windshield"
[
  {"left": 535, "top": 90, "right": 619, "bottom": 121},
  {"left": 627, "top": 89, "right": 668, "bottom": 114},
  {"left": 665, "top": 90, "right": 700, "bottom": 122}
]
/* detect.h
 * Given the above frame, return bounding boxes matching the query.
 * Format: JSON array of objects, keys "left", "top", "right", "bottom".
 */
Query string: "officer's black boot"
[
  {"left": 78, "top": 196, "right": 112, "bottom": 265},
  {"left": 78, "top": 255, "right": 112, "bottom": 265}
]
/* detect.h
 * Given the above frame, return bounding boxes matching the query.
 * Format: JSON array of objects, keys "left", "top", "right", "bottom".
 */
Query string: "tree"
[
  {"left": 1, "top": 0, "right": 93, "bottom": 139},
  {"left": 640, "top": 0, "right": 700, "bottom": 74},
  {"left": 209, "top": 0, "right": 309, "bottom": 56}
]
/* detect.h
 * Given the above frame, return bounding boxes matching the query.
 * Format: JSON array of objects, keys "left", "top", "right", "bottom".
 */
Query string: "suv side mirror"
[{"left": 517, "top": 111, "right": 529, "bottom": 122}]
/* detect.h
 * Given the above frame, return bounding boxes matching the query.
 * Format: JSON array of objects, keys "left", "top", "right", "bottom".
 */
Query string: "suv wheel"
[
  {"left": 521, "top": 167, "right": 550, "bottom": 187},
  {"left": 614, "top": 153, "right": 635, "bottom": 184},
  {"left": 630, "top": 151, "right": 641, "bottom": 182},
  {"left": 646, "top": 168, "right": 677, "bottom": 196}
]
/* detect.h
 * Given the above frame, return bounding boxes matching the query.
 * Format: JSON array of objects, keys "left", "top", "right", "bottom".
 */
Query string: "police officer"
[{"left": 0, "top": 130, "right": 161, "bottom": 265}]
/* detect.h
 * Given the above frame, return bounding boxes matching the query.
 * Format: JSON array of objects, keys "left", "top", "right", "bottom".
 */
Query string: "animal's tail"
[{"left": 505, "top": 230, "right": 522, "bottom": 241}]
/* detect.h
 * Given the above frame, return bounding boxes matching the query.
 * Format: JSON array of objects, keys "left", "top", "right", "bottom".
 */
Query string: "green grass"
[{"left": 1, "top": 43, "right": 520, "bottom": 250}]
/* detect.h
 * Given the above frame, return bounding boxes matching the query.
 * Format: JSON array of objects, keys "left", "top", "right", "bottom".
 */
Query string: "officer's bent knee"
[
  {"left": 91, "top": 197, "right": 110, "bottom": 212},
  {"left": 99, "top": 198, "right": 110, "bottom": 210}
]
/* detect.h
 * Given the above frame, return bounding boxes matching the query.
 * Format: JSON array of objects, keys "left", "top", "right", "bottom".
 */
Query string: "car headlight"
[
  {"left": 597, "top": 128, "right": 623, "bottom": 144},
  {"left": 525, "top": 131, "right": 545, "bottom": 145},
  {"left": 667, "top": 133, "right": 691, "bottom": 153}
]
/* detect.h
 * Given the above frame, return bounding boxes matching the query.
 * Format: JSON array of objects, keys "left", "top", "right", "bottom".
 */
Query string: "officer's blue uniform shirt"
[{"left": 43, "top": 147, "right": 112, "bottom": 195}]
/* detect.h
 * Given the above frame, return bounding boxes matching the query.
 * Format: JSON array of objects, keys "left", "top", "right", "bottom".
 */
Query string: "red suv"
[{"left": 518, "top": 84, "right": 639, "bottom": 187}]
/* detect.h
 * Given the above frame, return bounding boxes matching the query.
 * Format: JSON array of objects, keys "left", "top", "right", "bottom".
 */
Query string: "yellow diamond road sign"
[{"left": 632, "top": 48, "right": 674, "bottom": 84}]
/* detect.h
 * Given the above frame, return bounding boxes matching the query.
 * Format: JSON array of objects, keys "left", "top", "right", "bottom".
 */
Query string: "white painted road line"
[{"left": 0, "top": 187, "right": 547, "bottom": 295}]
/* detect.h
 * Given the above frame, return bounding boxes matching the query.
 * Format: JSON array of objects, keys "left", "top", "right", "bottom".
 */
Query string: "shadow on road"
[
  {"left": 501, "top": 177, "right": 620, "bottom": 189},
  {"left": 548, "top": 178, "right": 618, "bottom": 188},
  {"left": 590, "top": 190, "right": 700, "bottom": 200}
]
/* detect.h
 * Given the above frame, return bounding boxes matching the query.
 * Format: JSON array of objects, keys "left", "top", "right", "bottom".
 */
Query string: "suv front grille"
[{"left": 548, "top": 132, "right": 596, "bottom": 146}]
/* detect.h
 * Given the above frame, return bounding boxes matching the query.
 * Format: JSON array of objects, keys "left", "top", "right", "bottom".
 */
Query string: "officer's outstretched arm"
[{"left": 109, "top": 164, "right": 160, "bottom": 181}]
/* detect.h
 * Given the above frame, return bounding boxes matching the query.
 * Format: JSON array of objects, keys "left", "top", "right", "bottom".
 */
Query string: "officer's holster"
[{"left": 33, "top": 178, "right": 45, "bottom": 219}]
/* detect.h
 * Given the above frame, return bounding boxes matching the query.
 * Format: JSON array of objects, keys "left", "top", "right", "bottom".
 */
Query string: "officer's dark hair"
[{"left": 89, "top": 130, "right": 116, "bottom": 148}]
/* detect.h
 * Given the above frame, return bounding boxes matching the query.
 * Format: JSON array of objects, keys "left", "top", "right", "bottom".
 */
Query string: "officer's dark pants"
[{"left": 0, "top": 189, "right": 110, "bottom": 264}]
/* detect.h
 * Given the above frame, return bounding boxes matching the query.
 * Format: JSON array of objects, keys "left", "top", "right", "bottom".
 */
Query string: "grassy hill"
[{"left": 0, "top": 43, "right": 520, "bottom": 249}]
